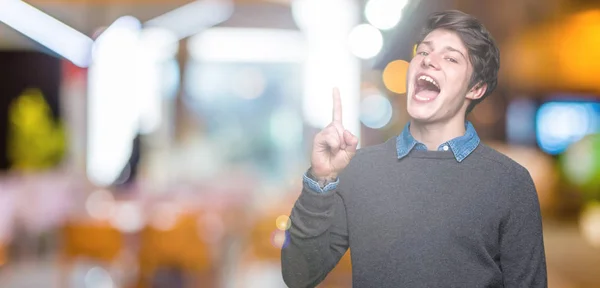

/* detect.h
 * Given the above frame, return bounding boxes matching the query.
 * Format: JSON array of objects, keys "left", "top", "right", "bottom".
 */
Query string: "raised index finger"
[{"left": 332, "top": 87, "right": 342, "bottom": 124}]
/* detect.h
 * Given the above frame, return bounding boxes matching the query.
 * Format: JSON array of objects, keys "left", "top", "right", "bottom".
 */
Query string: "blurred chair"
[
  {"left": 60, "top": 220, "right": 124, "bottom": 287},
  {"left": 61, "top": 221, "right": 123, "bottom": 262},
  {"left": 232, "top": 208, "right": 289, "bottom": 288},
  {"left": 246, "top": 195, "right": 296, "bottom": 262},
  {"left": 248, "top": 215, "right": 283, "bottom": 262},
  {"left": 319, "top": 251, "right": 352, "bottom": 288},
  {"left": 136, "top": 211, "right": 216, "bottom": 288}
]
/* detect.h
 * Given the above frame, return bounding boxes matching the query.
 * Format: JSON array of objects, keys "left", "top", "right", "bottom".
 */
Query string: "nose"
[{"left": 421, "top": 54, "right": 440, "bottom": 70}]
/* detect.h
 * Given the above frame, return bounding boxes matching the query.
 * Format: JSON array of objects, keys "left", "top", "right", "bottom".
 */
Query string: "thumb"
[{"left": 343, "top": 130, "right": 359, "bottom": 154}]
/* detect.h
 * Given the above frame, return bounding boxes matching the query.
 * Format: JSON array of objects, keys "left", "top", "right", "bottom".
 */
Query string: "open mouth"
[{"left": 414, "top": 75, "right": 441, "bottom": 102}]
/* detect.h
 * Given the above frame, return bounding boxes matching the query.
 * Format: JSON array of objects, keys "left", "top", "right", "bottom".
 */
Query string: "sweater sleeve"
[
  {"left": 281, "top": 177, "right": 349, "bottom": 288},
  {"left": 303, "top": 171, "right": 339, "bottom": 193},
  {"left": 500, "top": 169, "right": 548, "bottom": 287}
]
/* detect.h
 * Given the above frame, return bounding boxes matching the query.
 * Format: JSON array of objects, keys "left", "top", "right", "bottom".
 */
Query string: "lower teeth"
[{"left": 416, "top": 95, "right": 430, "bottom": 101}]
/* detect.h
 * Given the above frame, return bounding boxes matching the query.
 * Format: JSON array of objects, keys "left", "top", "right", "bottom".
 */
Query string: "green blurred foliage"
[{"left": 7, "top": 88, "right": 67, "bottom": 171}]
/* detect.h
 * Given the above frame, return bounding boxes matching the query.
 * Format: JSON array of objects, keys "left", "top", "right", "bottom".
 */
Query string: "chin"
[
  {"left": 407, "top": 105, "right": 436, "bottom": 123},
  {"left": 406, "top": 94, "right": 440, "bottom": 123}
]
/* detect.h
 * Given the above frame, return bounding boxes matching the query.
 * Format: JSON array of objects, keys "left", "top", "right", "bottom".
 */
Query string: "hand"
[{"left": 310, "top": 87, "right": 359, "bottom": 180}]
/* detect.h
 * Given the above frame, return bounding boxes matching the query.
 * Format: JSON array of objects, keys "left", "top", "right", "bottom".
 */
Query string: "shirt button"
[{"left": 442, "top": 145, "right": 449, "bottom": 151}]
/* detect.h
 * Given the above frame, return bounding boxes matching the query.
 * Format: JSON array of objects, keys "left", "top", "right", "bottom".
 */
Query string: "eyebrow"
[{"left": 420, "top": 40, "right": 467, "bottom": 61}]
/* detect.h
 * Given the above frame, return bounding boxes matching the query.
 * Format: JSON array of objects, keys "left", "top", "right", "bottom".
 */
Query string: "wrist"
[{"left": 308, "top": 168, "right": 338, "bottom": 187}]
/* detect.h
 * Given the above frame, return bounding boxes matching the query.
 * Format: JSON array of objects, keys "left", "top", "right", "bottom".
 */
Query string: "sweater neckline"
[{"left": 405, "top": 149, "right": 456, "bottom": 160}]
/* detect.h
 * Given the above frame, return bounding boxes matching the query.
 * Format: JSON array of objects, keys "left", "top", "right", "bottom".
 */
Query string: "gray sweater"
[{"left": 281, "top": 138, "right": 547, "bottom": 287}]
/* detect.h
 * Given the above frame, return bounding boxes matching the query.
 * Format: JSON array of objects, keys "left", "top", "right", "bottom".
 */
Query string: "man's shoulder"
[
  {"left": 352, "top": 137, "right": 397, "bottom": 162},
  {"left": 471, "top": 143, "right": 531, "bottom": 181},
  {"left": 470, "top": 144, "right": 539, "bottom": 211},
  {"left": 339, "top": 137, "right": 397, "bottom": 179}
]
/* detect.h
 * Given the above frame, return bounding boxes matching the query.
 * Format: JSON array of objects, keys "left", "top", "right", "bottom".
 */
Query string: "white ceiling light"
[
  {"left": 188, "top": 28, "right": 306, "bottom": 63},
  {"left": 145, "top": 0, "right": 234, "bottom": 41},
  {"left": 0, "top": 0, "right": 94, "bottom": 67}
]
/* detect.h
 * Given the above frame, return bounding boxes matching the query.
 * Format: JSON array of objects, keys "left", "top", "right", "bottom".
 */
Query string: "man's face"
[{"left": 406, "top": 28, "right": 479, "bottom": 124}]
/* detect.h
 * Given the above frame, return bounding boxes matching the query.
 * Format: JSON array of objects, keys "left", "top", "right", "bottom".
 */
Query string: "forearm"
[
  {"left": 501, "top": 228, "right": 547, "bottom": 287},
  {"left": 281, "top": 184, "right": 348, "bottom": 288},
  {"left": 501, "top": 172, "right": 548, "bottom": 287}
]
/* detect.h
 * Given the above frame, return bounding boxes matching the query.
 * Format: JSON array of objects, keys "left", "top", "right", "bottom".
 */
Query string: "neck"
[{"left": 409, "top": 117, "right": 466, "bottom": 150}]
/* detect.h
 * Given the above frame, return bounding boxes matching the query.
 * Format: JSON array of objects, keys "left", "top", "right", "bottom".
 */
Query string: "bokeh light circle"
[
  {"left": 275, "top": 215, "right": 291, "bottom": 231},
  {"left": 149, "top": 203, "right": 179, "bottom": 231},
  {"left": 560, "top": 134, "right": 600, "bottom": 196},
  {"left": 364, "top": 0, "right": 408, "bottom": 30},
  {"left": 382, "top": 60, "right": 409, "bottom": 94},
  {"left": 562, "top": 136, "right": 596, "bottom": 185},
  {"left": 360, "top": 94, "right": 393, "bottom": 129},
  {"left": 271, "top": 230, "right": 289, "bottom": 249},
  {"left": 85, "top": 189, "right": 115, "bottom": 220},
  {"left": 109, "top": 201, "right": 144, "bottom": 233},
  {"left": 348, "top": 24, "right": 383, "bottom": 59},
  {"left": 580, "top": 202, "right": 600, "bottom": 248},
  {"left": 84, "top": 267, "right": 114, "bottom": 288}
]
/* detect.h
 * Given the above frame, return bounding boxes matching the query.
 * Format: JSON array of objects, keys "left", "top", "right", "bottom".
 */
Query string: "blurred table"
[{"left": 544, "top": 220, "right": 600, "bottom": 288}]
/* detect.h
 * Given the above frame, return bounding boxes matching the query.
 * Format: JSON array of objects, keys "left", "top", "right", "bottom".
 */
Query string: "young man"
[{"left": 281, "top": 10, "right": 547, "bottom": 288}]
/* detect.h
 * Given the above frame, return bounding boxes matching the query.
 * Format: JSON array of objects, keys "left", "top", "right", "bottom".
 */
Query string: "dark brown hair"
[{"left": 417, "top": 10, "right": 500, "bottom": 114}]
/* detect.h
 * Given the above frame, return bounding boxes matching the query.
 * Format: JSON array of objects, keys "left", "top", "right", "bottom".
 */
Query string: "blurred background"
[{"left": 0, "top": 0, "right": 599, "bottom": 287}]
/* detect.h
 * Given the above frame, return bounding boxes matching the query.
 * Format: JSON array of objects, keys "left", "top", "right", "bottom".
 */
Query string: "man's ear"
[{"left": 466, "top": 82, "right": 487, "bottom": 100}]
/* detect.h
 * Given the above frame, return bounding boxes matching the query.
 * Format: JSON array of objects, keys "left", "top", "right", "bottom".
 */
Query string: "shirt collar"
[{"left": 396, "top": 121, "right": 480, "bottom": 162}]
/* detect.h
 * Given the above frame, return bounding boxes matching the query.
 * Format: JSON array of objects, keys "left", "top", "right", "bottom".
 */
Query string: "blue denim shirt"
[
  {"left": 396, "top": 121, "right": 480, "bottom": 162},
  {"left": 304, "top": 121, "right": 481, "bottom": 193}
]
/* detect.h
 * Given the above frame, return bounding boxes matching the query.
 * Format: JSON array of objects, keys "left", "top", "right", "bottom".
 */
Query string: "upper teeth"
[{"left": 419, "top": 75, "right": 439, "bottom": 89}]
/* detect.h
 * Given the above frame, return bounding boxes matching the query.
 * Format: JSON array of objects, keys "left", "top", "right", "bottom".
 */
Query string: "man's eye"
[
  {"left": 417, "top": 51, "right": 428, "bottom": 56},
  {"left": 445, "top": 57, "right": 458, "bottom": 63}
]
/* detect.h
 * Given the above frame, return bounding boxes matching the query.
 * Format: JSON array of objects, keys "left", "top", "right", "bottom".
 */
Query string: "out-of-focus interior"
[{"left": 0, "top": 0, "right": 599, "bottom": 287}]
